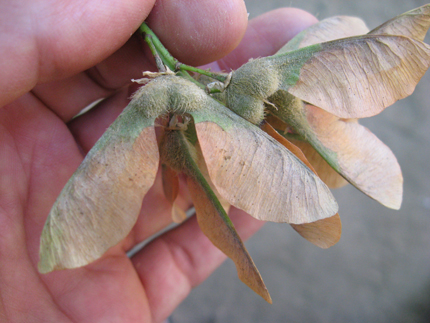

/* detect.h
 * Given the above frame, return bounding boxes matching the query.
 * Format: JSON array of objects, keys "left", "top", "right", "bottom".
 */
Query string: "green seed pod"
[
  {"left": 131, "top": 75, "right": 208, "bottom": 116},
  {"left": 224, "top": 58, "right": 280, "bottom": 124}
]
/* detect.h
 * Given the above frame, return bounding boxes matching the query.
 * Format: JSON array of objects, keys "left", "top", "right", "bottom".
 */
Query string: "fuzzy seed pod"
[{"left": 225, "top": 58, "right": 280, "bottom": 124}]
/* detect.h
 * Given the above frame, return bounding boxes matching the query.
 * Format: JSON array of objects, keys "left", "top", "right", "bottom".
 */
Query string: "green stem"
[
  {"left": 177, "top": 63, "right": 227, "bottom": 82},
  {"left": 144, "top": 35, "right": 167, "bottom": 72},
  {"left": 140, "top": 23, "right": 177, "bottom": 71},
  {"left": 139, "top": 22, "right": 226, "bottom": 87}
]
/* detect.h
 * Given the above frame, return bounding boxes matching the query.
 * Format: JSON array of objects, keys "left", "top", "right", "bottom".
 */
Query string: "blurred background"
[{"left": 171, "top": 1, "right": 430, "bottom": 322}]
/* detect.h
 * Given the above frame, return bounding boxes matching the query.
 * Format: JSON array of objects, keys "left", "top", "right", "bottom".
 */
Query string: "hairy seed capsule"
[
  {"left": 225, "top": 58, "right": 280, "bottom": 124},
  {"left": 131, "top": 75, "right": 209, "bottom": 117}
]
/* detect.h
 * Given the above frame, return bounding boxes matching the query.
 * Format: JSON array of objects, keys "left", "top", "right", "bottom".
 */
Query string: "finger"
[
  {"left": 218, "top": 8, "right": 318, "bottom": 70},
  {"left": 146, "top": 0, "right": 248, "bottom": 66},
  {"left": 18, "top": 0, "right": 248, "bottom": 120},
  {"left": 32, "top": 74, "right": 112, "bottom": 122},
  {"left": 32, "top": 34, "right": 157, "bottom": 122},
  {"left": 131, "top": 206, "right": 264, "bottom": 323},
  {"left": 1, "top": 0, "right": 156, "bottom": 107}
]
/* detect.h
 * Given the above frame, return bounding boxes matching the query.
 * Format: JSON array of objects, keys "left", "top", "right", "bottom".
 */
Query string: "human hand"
[{"left": 0, "top": 1, "right": 317, "bottom": 322}]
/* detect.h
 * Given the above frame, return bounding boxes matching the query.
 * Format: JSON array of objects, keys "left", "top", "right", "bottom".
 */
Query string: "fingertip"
[
  {"left": 146, "top": 0, "right": 248, "bottom": 66},
  {"left": 260, "top": 7, "right": 319, "bottom": 48},
  {"left": 219, "top": 7, "right": 318, "bottom": 70}
]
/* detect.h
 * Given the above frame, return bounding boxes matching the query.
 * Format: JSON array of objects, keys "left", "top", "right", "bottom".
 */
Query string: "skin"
[{"left": 0, "top": 1, "right": 317, "bottom": 322}]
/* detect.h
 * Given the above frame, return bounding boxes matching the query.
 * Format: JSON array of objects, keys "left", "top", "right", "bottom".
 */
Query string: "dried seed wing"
[
  {"left": 191, "top": 100, "right": 338, "bottom": 224},
  {"left": 288, "top": 140, "right": 348, "bottom": 189},
  {"left": 161, "top": 129, "right": 271, "bottom": 302},
  {"left": 369, "top": 4, "right": 430, "bottom": 41},
  {"left": 279, "top": 16, "right": 369, "bottom": 53},
  {"left": 265, "top": 115, "right": 347, "bottom": 189},
  {"left": 39, "top": 104, "right": 160, "bottom": 273},
  {"left": 195, "top": 143, "right": 231, "bottom": 215},
  {"left": 161, "top": 163, "right": 180, "bottom": 205},
  {"left": 260, "top": 121, "right": 316, "bottom": 173},
  {"left": 290, "top": 214, "right": 342, "bottom": 249},
  {"left": 171, "top": 203, "right": 187, "bottom": 223},
  {"left": 161, "top": 163, "right": 187, "bottom": 223},
  {"left": 270, "top": 92, "right": 402, "bottom": 209},
  {"left": 281, "top": 35, "right": 430, "bottom": 118},
  {"left": 261, "top": 122, "right": 341, "bottom": 248},
  {"left": 187, "top": 177, "right": 272, "bottom": 303},
  {"left": 303, "top": 104, "right": 403, "bottom": 209}
]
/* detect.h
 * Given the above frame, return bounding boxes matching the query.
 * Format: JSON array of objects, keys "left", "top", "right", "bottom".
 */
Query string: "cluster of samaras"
[{"left": 39, "top": 5, "right": 430, "bottom": 302}]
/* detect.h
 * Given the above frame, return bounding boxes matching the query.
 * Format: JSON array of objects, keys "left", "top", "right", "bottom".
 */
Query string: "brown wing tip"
[
  {"left": 291, "top": 213, "right": 342, "bottom": 249},
  {"left": 238, "top": 273, "right": 273, "bottom": 303},
  {"left": 263, "top": 291, "right": 273, "bottom": 304}
]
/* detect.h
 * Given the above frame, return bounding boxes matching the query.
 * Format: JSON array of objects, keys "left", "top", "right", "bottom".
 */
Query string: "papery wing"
[
  {"left": 39, "top": 101, "right": 159, "bottom": 273},
  {"left": 191, "top": 101, "right": 338, "bottom": 224},
  {"left": 272, "top": 99, "right": 403, "bottom": 209},
  {"left": 369, "top": 4, "right": 430, "bottom": 41},
  {"left": 187, "top": 177, "right": 271, "bottom": 303},
  {"left": 280, "top": 16, "right": 369, "bottom": 53},
  {"left": 280, "top": 35, "right": 430, "bottom": 118},
  {"left": 290, "top": 214, "right": 342, "bottom": 249},
  {"left": 264, "top": 115, "right": 347, "bottom": 189},
  {"left": 261, "top": 122, "right": 341, "bottom": 248},
  {"left": 289, "top": 140, "right": 348, "bottom": 189},
  {"left": 161, "top": 163, "right": 187, "bottom": 223},
  {"left": 303, "top": 104, "right": 403, "bottom": 209}
]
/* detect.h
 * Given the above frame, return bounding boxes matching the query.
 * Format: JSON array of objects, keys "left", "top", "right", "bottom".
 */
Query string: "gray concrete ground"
[{"left": 171, "top": 1, "right": 430, "bottom": 322}]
